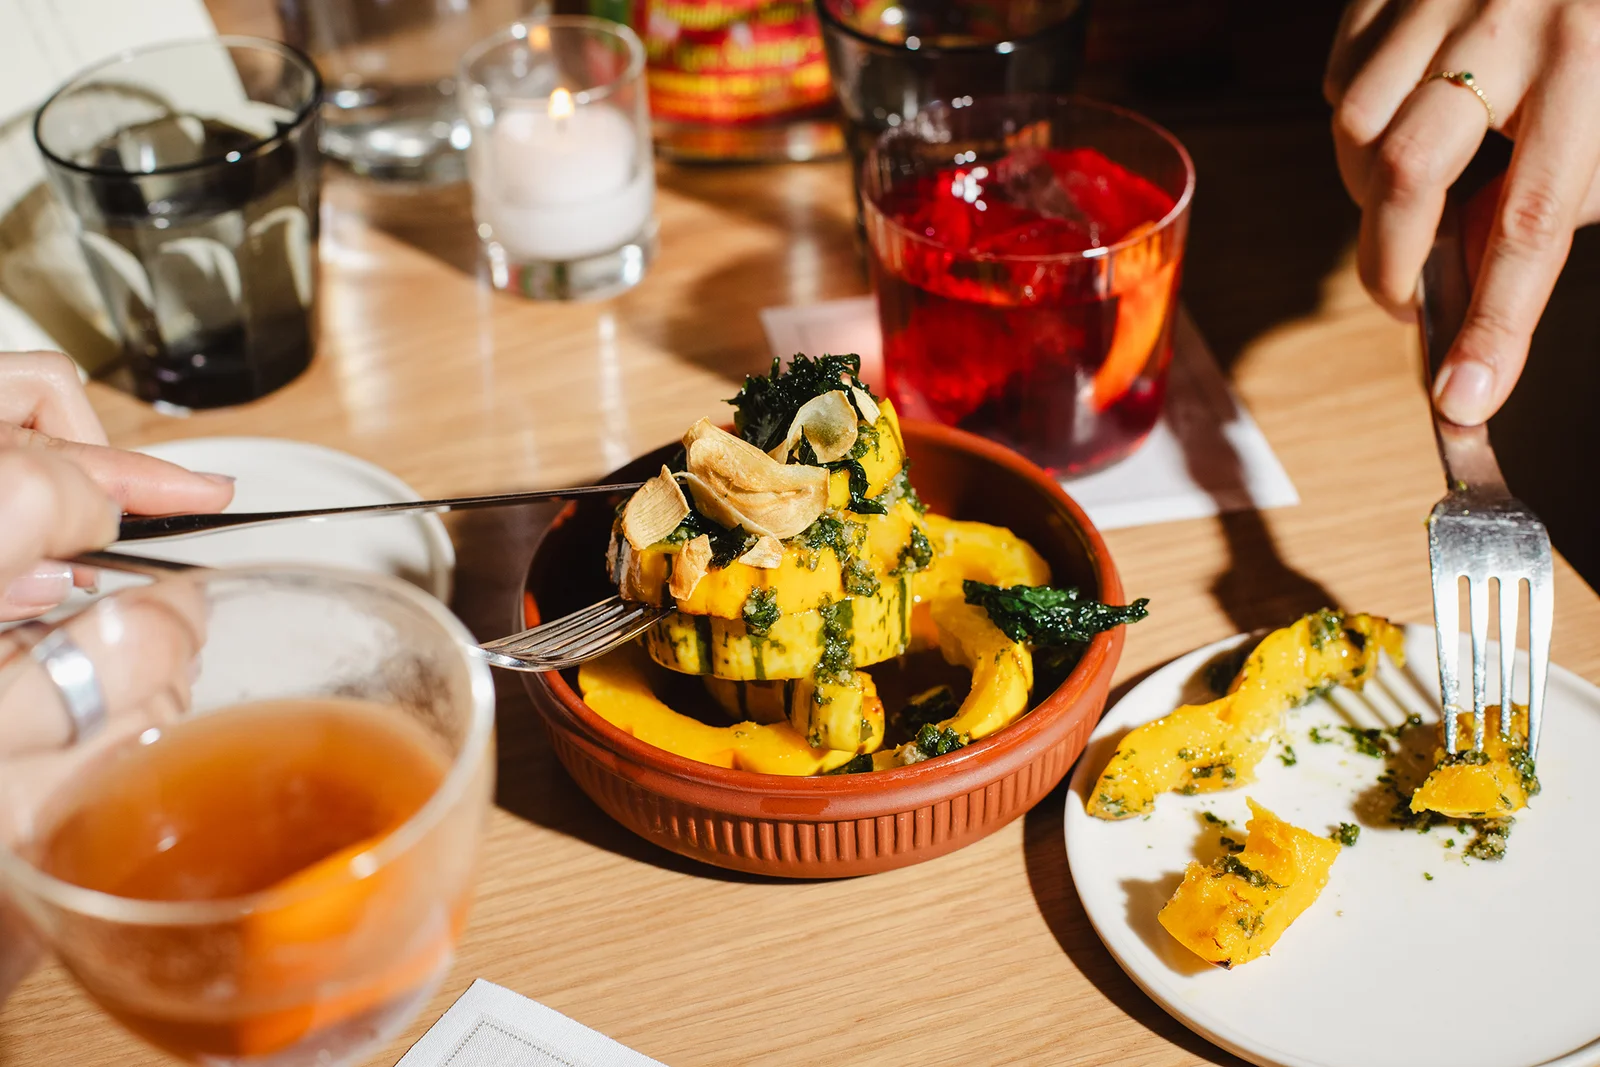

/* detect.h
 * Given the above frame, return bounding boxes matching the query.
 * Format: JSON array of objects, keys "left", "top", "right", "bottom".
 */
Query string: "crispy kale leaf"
[
  {"left": 727, "top": 353, "right": 876, "bottom": 453},
  {"left": 915, "top": 723, "right": 968, "bottom": 758},
  {"left": 962, "top": 581, "right": 1149, "bottom": 645},
  {"left": 894, "top": 686, "right": 959, "bottom": 735},
  {"left": 823, "top": 753, "right": 875, "bottom": 775},
  {"left": 666, "top": 507, "right": 758, "bottom": 568}
]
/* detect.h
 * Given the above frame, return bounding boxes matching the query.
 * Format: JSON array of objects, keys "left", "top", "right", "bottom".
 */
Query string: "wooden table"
[{"left": 4, "top": 97, "right": 1600, "bottom": 1067}]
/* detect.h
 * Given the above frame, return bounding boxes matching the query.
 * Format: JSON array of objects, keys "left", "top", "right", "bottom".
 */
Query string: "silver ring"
[{"left": 11, "top": 621, "right": 107, "bottom": 744}]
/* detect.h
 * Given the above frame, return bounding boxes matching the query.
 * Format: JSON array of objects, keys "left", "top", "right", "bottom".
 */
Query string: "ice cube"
[{"left": 994, "top": 146, "right": 1097, "bottom": 243}]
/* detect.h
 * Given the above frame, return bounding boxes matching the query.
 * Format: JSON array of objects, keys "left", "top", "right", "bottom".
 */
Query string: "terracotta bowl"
[{"left": 519, "top": 419, "right": 1127, "bottom": 877}]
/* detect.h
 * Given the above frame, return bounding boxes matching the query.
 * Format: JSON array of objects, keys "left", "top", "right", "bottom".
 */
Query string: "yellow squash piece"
[
  {"left": 702, "top": 676, "right": 789, "bottom": 725},
  {"left": 578, "top": 644, "right": 873, "bottom": 774},
  {"left": 702, "top": 673, "right": 886, "bottom": 754},
  {"left": 823, "top": 405, "right": 907, "bottom": 504},
  {"left": 909, "top": 514, "right": 1051, "bottom": 650},
  {"left": 614, "top": 501, "right": 925, "bottom": 618},
  {"left": 925, "top": 599, "right": 1033, "bottom": 742},
  {"left": 1088, "top": 611, "right": 1405, "bottom": 819},
  {"left": 1411, "top": 704, "right": 1538, "bottom": 819},
  {"left": 643, "top": 578, "right": 911, "bottom": 681},
  {"left": 1158, "top": 799, "right": 1340, "bottom": 968},
  {"left": 913, "top": 514, "right": 1052, "bottom": 604}
]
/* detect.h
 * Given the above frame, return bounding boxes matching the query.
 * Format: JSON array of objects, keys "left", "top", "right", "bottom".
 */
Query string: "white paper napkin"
[
  {"left": 759, "top": 296, "right": 1298, "bottom": 530},
  {"left": 397, "top": 980, "right": 667, "bottom": 1067}
]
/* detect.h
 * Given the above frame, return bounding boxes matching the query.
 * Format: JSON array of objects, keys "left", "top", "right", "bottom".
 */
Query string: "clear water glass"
[{"left": 277, "top": 0, "right": 550, "bottom": 184}]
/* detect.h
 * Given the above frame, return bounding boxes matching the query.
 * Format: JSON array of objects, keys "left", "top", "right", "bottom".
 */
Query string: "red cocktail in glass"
[{"left": 863, "top": 96, "right": 1194, "bottom": 475}]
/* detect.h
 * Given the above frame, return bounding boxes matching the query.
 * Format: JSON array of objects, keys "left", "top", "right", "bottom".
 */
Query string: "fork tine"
[
  {"left": 556, "top": 603, "right": 661, "bottom": 661},
  {"left": 498, "top": 599, "right": 632, "bottom": 656},
  {"left": 524, "top": 604, "right": 663, "bottom": 670},
  {"left": 1497, "top": 577, "right": 1519, "bottom": 740},
  {"left": 1467, "top": 575, "right": 1490, "bottom": 751},
  {"left": 1527, "top": 555, "right": 1554, "bottom": 757},
  {"left": 479, "top": 597, "right": 625, "bottom": 654},
  {"left": 1432, "top": 567, "right": 1462, "bottom": 754}
]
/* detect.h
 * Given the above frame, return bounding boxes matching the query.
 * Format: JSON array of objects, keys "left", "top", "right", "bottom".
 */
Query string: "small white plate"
[
  {"left": 1065, "top": 624, "right": 1600, "bottom": 1067},
  {"left": 126, "top": 437, "right": 454, "bottom": 601}
]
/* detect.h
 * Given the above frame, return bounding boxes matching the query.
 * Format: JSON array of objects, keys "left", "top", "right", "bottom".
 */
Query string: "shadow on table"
[
  {"left": 1021, "top": 663, "right": 1250, "bottom": 1065},
  {"left": 1161, "top": 114, "right": 1356, "bottom": 630},
  {"left": 446, "top": 504, "right": 790, "bottom": 885},
  {"left": 647, "top": 161, "right": 866, "bottom": 384},
  {"left": 1023, "top": 783, "right": 1249, "bottom": 1065},
  {"left": 327, "top": 172, "right": 483, "bottom": 277}
]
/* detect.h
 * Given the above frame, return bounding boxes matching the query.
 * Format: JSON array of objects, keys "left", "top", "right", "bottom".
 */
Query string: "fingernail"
[
  {"left": 1434, "top": 360, "right": 1496, "bottom": 425},
  {"left": 197, "top": 472, "right": 236, "bottom": 485},
  {"left": 4, "top": 563, "right": 74, "bottom": 608}
]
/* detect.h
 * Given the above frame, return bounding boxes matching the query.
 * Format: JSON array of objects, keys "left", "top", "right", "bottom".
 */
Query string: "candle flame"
[{"left": 549, "top": 87, "right": 574, "bottom": 121}]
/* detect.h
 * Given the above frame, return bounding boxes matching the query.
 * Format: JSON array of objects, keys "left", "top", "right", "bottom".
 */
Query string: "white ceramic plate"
[
  {"left": 125, "top": 437, "right": 454, "bottom": 600},
  {"left": 1065, "top": 624, "right": 1600, "bottom": 1067}
]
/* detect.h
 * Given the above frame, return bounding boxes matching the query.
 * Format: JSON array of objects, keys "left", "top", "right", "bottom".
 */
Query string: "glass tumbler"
[
  {"left": 816, "top": 0, "right": 1089, "bottom": 225},
  {"left": 0, "top": 566, "right": 496, "bottom": 1066},
  {"left": 863, "top": 95, "right": 1195, "bottom": 475},
  {"left": 459, "top": 17, "right": 657, "bottom": 300},
  {"left": 277, "top": 0, "right": 550, "bottom": 183},
  {"left": 34, "top": 37, "right": 322, "bottom": 413}
]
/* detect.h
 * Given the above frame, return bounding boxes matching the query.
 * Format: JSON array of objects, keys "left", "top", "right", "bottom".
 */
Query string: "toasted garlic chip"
[
  {"left": 620, "top": 465, "right": 691, "bottom": 550},
  {"left": 681, "top": 419, "right": 827, "bottom": 540},
  {"left": 851, "top": 386, "right": 881, "bottom": 426},
  {"left": 668, "top": 533, "right": 713, "bottom": 600},
  {"left": 767, "top": 390, "right": 859, "bottom": 464},
  {"left": 737, "top": 535, "right": 784, "bottom": 569}
]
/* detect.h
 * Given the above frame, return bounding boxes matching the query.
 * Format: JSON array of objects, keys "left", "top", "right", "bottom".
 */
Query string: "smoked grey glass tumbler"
[{"left": 34, "top": 37, "right": 322, "bottom": 411}]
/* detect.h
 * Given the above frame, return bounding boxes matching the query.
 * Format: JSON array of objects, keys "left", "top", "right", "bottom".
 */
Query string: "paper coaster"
[{"left": 398, "top": 980, "right": 665, "bottom": 1067}]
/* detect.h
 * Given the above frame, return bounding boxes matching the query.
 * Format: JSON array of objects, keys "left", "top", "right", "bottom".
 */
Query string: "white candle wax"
[{"left": 479, "top": 96, "right": 654, "bottom": 262}]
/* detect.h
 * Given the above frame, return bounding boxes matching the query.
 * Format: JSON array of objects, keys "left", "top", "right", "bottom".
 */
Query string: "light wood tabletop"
[{"left": 3, "top": 13, "right": 1600, "bottom": 1067}]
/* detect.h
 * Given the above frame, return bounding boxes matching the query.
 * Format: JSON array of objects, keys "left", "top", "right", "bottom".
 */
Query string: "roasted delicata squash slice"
[
  {"left": 578, "top": 645, "right": 872, "bottom": 774},
  {"left": 914, "top": 514, "right": 1052, "bottom": 603},
  {"left": 612, "top": 500, "right": 927, "bottom": 617},
  {"left": 1088, "top": 610, "right": 1405, "bottom": 819},
  {"left": 1411, "top": 704, "right": 1540, "bottom": 819},
  {"left": 644, "top": 580, "right": 912, "bottom": 681},
  {"left": 908, "top": 515, "right": 1051, "bottom": 650},
  {"left": 922, "top": 600, "right": 1032, "bottom": 743},
  {"left": 1158, "top": 799, "right": 1340, "bottom": 968},
  {"left": 702, "top": 672, "right": 886, "bottom": 754}
]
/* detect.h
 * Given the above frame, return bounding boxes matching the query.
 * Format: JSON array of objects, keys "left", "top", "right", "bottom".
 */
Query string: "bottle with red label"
[{"left": 589, "top": 0, "right": 843, "bottom": 161}]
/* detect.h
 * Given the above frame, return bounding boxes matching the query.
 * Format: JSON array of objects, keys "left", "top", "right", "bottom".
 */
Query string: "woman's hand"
[
  {"left": 1325, "top": 0, "right": 1600, "bottom": 425},
  {"left": 0, "top": 351, "right": 234, "bottom": 619},
  {"left": 0, "top": 350, "right": 229, "bottom": 1000}
]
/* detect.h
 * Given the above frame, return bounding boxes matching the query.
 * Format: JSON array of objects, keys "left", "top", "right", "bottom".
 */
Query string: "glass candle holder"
[
  {"left": 863, "top": 95, "right": 1194, "bottom": 476},
  {"left": 459, "top": 17, "right": 657, "bottom": 300}
]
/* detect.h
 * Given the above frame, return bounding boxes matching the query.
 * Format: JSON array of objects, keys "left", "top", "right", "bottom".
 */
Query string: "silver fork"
[
  {"left": 475, "top": 595, "right": 667, "bottom": 672},
  {"left": 78, "top": 552, "right": 666, "bottom": 673},
  {"left": 1418, "top": 201, "right": 1554, "bottom": 757}
]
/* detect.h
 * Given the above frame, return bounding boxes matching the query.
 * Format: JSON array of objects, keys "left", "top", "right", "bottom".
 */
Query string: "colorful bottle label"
[{"left": 597, "top": 0, "right": 833, "bottom": 125}]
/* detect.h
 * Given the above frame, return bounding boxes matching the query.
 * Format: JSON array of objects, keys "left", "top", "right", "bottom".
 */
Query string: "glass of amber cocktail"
[{"left": 0, "top": 566, "right": 495, "bottom": 1066}]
